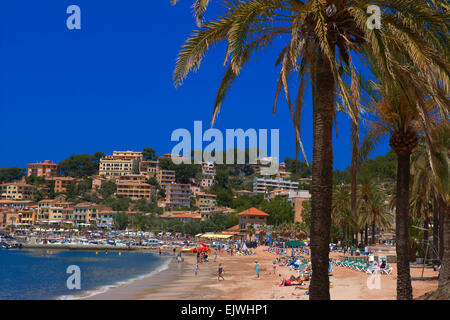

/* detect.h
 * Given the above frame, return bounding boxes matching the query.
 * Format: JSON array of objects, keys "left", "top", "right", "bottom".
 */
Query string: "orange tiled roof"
[{"left": 237, "top": 207, "right": 269, "bottom": 217}]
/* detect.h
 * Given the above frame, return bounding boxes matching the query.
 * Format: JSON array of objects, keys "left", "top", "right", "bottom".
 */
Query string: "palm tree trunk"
[
  {"left": 438, "top": 196, "right": 449, "bottom": 297},
  {"left": 395, "top": 152, "right": 413, "bottom": 300},
  {"left": 372, "top": 220, "right": 376, "bottom": 245},
  {"left": 309, "top": 52, "right": 335, "bottom": 300},
  {"left": 439, "top": 196, "right": 445, "bottom": 261},
  {"left": 424, "top": 215, "right": 429, "bottom": 261},
  {"left": 433, "top": 198, "right": 439, "bottom": 264},
  {"left": 365, "top": 224, "right": 369, "bottom": 246}
]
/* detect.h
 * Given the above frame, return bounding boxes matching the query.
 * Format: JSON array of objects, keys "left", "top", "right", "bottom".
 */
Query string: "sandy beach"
[{"left": 85, "top": 246, "right": 439, "bottom": 300}]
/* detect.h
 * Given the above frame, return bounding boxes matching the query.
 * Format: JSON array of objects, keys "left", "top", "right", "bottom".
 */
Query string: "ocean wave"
[{"left": 56, "top": 257, "right": 172, "bottom": 300}]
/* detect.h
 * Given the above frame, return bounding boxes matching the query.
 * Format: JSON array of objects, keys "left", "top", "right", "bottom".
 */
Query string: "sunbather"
[{"left": 280, "top": 278, "right": 307, "bottom": 287}]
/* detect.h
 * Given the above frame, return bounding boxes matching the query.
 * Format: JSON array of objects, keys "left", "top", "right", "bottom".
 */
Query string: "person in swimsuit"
[
  {"left": 195, "top": 264, "right": 199, "bottom": 276},
  {"left": 217, "top": 263, "right": 224, "bottom": 281},
  {"left": 255, "top": 261, "right": 260, "bottom": 278}
]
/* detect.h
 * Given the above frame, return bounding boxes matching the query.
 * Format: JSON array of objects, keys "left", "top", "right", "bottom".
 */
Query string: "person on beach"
[
  {"left": 217, "top": 264, "right": 224, "bottom": 281},
  {"left": 214, "top": 248, "right": 218, "bottom": 262},
  {"left": 159, "top": 247, "right": 162, "bottom": 256},
  {"left": 195, "top": 264, "right": 199, "bottom": 276},
  {"left": 177, "top": 252, "right": 182, "bottom": 264},
  {"left": 255, "top": 261, "right": 260, "bottom": 278},
  {"left": 196, "top": 251, "right": 200, "bottom": 264},
  {"left": 173, "top": 248, "right": 176, "bottom": 256},
  {"left": 273, "top": 260, "right": 277, "bottom": 275}
]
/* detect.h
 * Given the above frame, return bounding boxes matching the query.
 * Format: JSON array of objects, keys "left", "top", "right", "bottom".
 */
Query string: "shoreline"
[{"left": 83, "top": 246, "right": 439, "bottom": 300}]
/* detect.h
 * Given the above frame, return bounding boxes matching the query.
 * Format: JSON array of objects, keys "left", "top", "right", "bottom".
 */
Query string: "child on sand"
[
  {"left": 217, "top": 264, "right": 224, "bottom": 281},
  {"left": 255, "top": 261, "right": 260, "bottom": 278},
  {"left": 195, "top": 264, "right": 199, "bottom": 276}
]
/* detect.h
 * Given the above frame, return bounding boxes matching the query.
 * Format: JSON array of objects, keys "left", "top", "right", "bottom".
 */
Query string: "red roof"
[{"left": 237, "top": 207, "right": 269, "bottom": 217}]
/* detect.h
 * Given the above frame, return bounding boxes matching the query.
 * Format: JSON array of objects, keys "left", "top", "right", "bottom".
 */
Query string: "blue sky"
[{"left": 0, "top": 0, "right": 389, "bottom": 170}]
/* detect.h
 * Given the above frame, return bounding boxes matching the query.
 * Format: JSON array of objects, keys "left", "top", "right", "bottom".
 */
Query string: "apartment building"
[
  {"left": 17, "top": 209, "right": 36, "bottom": 226},
  {"left": 195, "top": 192, "right": 217, "bottom": 211},
  {"left": 45, "top": 176, "right": 77, "bottom": 193},
  {"left": 139, "top": 160, "right": 159, "bottom": 176},
  {"left": 112, "top": 151, "right": 143, "bottom": 161},
  {"left": 91, "top": 175, "right": 107, "bottom": 190},
  {"left": 117, "top": 174, "right": 148, "bottom": 183},
  {"left": 165, "top": 183, "right": 191, "bottom": 208},
  {"left": 253, "top": 177, "right": 299, "bottom": 194},
  {"left": 0, "top": 182, "right": 36, "bottom": 200},
  {"left": 0, "top": 200, "right": 36, "bottom": 209},
  {"left": 116, "top": 181, "right": 154, "bottom": 200},
  {"left": 200, "top": 161, "right": 215, "bottom": 188},
  {"left": 99, "top": 156, "right": 137, "bottom": 180},
  {"left": 157, "top": 170, "right": 176, "bottom": 187},
  {"left": 27, "top": 160, "right": 59, "bottom": 177},
  {"left": 73, "top": 202, "right": 102, "bottom": 226},
  {"left": 36, "top": 200, "right": 65, "bottom": 224}
]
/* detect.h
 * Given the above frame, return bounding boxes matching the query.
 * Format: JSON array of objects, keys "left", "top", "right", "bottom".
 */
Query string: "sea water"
[{"left": 0, "top": 249, "right": 171, "bottom": 300}]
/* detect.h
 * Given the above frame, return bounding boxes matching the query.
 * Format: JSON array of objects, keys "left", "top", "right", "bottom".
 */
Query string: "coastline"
[{"left": 83, "top": 246, "right": 439, "bottom": 300}]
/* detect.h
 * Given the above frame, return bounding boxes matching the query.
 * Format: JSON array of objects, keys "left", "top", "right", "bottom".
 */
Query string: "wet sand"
[{"left": 84, "top": 246, "right": 439, "bottom": 300}]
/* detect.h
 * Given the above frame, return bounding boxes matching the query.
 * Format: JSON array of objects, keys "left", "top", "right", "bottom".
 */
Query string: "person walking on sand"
[
  {"left": 214, "top": 248, "right": 218, "bottom": 262},
  {"left": 159, "top": 247, "right": 162, "bottom": 256},
  {"left": 217, "top": 264, "right": 224, "bottom": 281},
  {"left": 255, "top": 261, "right": 260, "bottom": 279},
  {"left": 195, "top": 264, "right": 199, "bottom": 276},
  {"left": 177, "top": 252, "right": 182, "bottom": 264}
]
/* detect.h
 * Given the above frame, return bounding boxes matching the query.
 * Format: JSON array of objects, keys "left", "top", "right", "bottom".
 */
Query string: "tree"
[
  {"left": 172, "top": 0, "right": 448, "bottom": 300},
  {"left": 359, "top": 52, "right": 448, "bottom": 299},
  {"left": 143, "top": 147, "right": 157, "bottom": 161},
  {"left": 263, "top": 196, "right": 294, "bottom": 226},
  {"left": 0, "top": 167, "right": 25, "bottom": 183},
  {"left": 114, "top": 212, "right": 129, "bottom": 230},
  {"left": 410, "top": 125, "right": 450, "bottom": 296},
  {"left": 100, "top": 181, "right": 117, "bottom": 199},
  {"left": 59, "top": 153, "right": 100, "bottom": 177}
]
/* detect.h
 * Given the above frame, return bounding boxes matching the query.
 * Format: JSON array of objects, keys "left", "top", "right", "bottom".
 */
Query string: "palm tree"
[
  {"left": 332, "top": 185, "right": 351, "bottom": 242},
  {"left": 410, "top": 125, "right": 450, "bottom": 296},
  {"left": 172, "top": 0, "right": 449, "bottom": 299},
  {"left": 358, "top": 53, "right": 448, "bottom": 299},
  {"left": 360, "top": 188, "right": 392, "bottom": 244}
]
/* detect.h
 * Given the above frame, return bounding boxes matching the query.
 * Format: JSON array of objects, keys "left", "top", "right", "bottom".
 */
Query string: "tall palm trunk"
[
  {"left": 438, "top": 196, "right": 445, "bottom": 261},
  {"left": 350, "top": 121, "right": 358, "bottom": 241},
  {"left": 438, "top": 197, "right": 449, "bottom": 297},
  {"left": 424, "top": 215, "right": 429, "bottom": 261},
  {"left": 391, "top": 130, "right": 417, "bottom": 300},
  {"left": 394, "top": 152, "right": 413, "bottom": 300},
  {"left": 433, "top": 199, "right": 439, "bottom": 263},
  {"left": 372, "top": 220, "right": 376, "bottom": 245},
  {"left": 365, "top": 224, "right": 369, "bottom": 246},
  {"left": 309, "top": 53, "right": 335, "bottom": 300}
]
